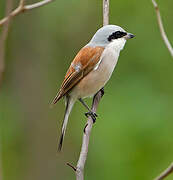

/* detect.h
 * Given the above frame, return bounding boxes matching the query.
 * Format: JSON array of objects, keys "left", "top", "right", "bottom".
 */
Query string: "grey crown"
[{"left": 88, "top": 25, "right": 126, "bottom": 47}]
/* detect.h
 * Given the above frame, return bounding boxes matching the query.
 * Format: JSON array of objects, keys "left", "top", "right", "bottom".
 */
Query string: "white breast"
[
  {"left": 94, "top": 38, "right": 126, "bottom": 82},
  {"left": 70, "top": 38, "right": 126, "bottom": 99}
]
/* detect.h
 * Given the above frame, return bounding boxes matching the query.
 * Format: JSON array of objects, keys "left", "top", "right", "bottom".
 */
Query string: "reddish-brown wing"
[{"left": 51, "top": 46, "right": 104, "bottom": 105}]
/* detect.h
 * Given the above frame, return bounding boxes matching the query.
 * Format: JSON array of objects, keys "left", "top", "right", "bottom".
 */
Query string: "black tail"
[
  {"left": 58, "top": 131, "right": 64, "bottom": 151},
  {"left": 57, "top": 96, "right": 75, "bottom": 151}
]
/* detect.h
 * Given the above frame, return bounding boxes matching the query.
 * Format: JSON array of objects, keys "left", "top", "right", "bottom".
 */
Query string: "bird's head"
[{"left": 88, "top": 25, "right": 135, "bottom": 51}]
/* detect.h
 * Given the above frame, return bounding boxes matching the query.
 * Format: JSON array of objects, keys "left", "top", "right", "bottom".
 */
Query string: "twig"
[
  {"left": 0, "top": 0, "right": 55, "bottom": 26},
  {"left": 66, "top": 162, "right": 77, "bottom": 172},
  {"left": 75, "top": 90, "right": 104, "bottom": 180},
  {"left": 151, "top": 0, "right": 173, "bottom": 57},
  {"left": 103, "top": 0, "right": 109, "bottom": 26},
  {"left": 0, "top": 0, "right": 13, "bottom": 86},
  {"left": 0, "top": 0, "right": 13, "bottom": 178},
  {"left": 0, "top": 0, "right": 55, "bottom": 86},
  {"left": 154, "top": 162, "right": 173, "bottom": 180},
  {"left": 74, "top": 1, "right": 109, "bottom": 179},
  {"left": 151, "top": 1, "right": 173, "bottom": 179},
  {"left": 19, "top": 0, "right": 25, "bottom": 7}
]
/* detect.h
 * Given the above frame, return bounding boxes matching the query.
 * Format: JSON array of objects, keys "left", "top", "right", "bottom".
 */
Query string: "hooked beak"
[{"left": 124, "top": 33, "right": 135, "bottom": 40}]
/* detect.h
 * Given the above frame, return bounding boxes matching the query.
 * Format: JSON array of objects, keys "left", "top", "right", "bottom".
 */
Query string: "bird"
[{"left": 51, "top": 25, "right": 135, "bottom": 151}]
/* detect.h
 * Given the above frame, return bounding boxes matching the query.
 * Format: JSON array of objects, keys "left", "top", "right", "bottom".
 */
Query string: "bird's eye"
[
  {"left": 115, "top": 31, "right": 121, "bottom": 38},
  {"left": 107, "top": 31, "right": 127, "bottom": 41}
]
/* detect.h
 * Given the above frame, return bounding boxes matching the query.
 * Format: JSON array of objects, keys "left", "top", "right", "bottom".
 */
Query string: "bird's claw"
[{"left": 85, "top": 111, "right": 98, "bottom": 123}]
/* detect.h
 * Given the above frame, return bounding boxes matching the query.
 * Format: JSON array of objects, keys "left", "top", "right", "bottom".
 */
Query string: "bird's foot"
[{"left": 85, "top": 111, "right": 98, "bottom": 123}]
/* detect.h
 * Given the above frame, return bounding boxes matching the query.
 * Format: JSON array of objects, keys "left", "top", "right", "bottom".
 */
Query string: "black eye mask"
[{"left": 107, "top": 31, "right": 127, "bottom": 41}]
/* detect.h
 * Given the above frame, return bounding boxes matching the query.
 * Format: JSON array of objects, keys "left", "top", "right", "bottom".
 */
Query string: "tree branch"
[
  {"left": 103, "top": 0, "right": 109, "bottom": 26},
  {"left": 75, "top": 90, "right": 104, "bottom": 180},
  {"left": 73, "top": 1, "right": 109, "bottom": 180},
  {"left": 154, "top": 162, "right": 173, "bottom": 180},
  {"left": 0, "top": 0, "right": 55, "bottom": 26},
  {"left": 0, "top": 0, "right": 13, "bottom": 178},
  {"left": 151, "top": 1, "right": 173, "bottom": 179},
  {"left": 0, "top": 0, "right": 55, "bottom": 86},
  {"left": 67, "top": 162, "right": 77, "bottom": 172},
  {"left": 151, "top": 0, "right": 173, "bottom": 57},
  {"left": 0, "top": 0, "right": 13, "bottom": 85}
]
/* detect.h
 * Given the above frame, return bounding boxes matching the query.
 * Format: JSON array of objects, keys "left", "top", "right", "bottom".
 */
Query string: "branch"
[
  {"left": 151, "top": 1, "right": 173, "bottom": 179},
  {"left": 67, "top": 162, "right": 77, "bottom": 172},
  {"left": 103, "top": 0, "right": 109, "bottom": 26},
  {"left": 75, "top": 90, "right": 104, "bottom": 180},
  {"left": 0, "top": 0, "right": 55, "bottom": 26},
  {"left": 0, "top": 1, "right": 13, "bottom": 178},
  {"left": 154, "top": 162, "right": 173, "bottom": 180},
  {"left": 73, "top": 1, "right": 109, "bottom": 180},
  {"left": 0, "top": 0, "right": 13, "bottom": 85},
  {"left": 0, "top": 0, "right": 55, "bottom": 86},
  {"left": 151, "top": 0, "right": 173, "bottom": 57}
]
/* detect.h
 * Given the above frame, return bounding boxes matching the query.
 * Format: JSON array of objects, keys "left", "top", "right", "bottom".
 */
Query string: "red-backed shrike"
[{"left": 51, "top": 25, "right": 134, "bottom": 151}]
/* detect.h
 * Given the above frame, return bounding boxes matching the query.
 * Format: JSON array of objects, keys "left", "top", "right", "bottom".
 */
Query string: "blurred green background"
[{"left": 0, "top": 0, "right": 173, "bottom": 179}]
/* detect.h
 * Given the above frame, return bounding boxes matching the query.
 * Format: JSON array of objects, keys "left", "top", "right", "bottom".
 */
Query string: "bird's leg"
[
  {"left": 78, "top": 98, "right": 98, "bottom": 123},
  {"left": 78, "top": 98, "right": 92, "bottom": 112}
]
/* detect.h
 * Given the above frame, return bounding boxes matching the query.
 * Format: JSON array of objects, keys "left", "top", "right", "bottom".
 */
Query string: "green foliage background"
[{"left": 0, "top": 0, "right": 173, "bottom": 179}]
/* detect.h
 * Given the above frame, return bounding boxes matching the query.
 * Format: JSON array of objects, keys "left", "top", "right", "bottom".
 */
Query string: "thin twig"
[
  {"left": 75, "top": 90, "right": 104, "bottom": 180},
  {"left": 0, "top": 0, "right": 13, "bottom": 178},
  {"left": 154, "top": 162, "right": 173, "bottom": 180},
  {"left": 151, "top": 0, "right": 173, "bottom": 57},
  {"left": 152, "top": 1, "right": 173, "bottom": 179},
  {"left": 0, "top": 0, "right": 55, "bottom": 26},
  {"left": 19, "top": 0, "right": 25, "bottom": 7},
  {"left": 0, "top": 0, "right": 55, "bottom": 86},
  {"left": 66, "top": 162, "right": 77, "bottom": 172},
  {"left": 75, "top": 1, "right": 109, "bottom": 179},
  {"left": 24, "top": 0, "right": 54, "bottom": 10},
  {"left": 103, "top": 0, "right": 109, "bottom": 26},
  {"left": 0, "top": 0, "right": 13, "bottom": 85}
]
